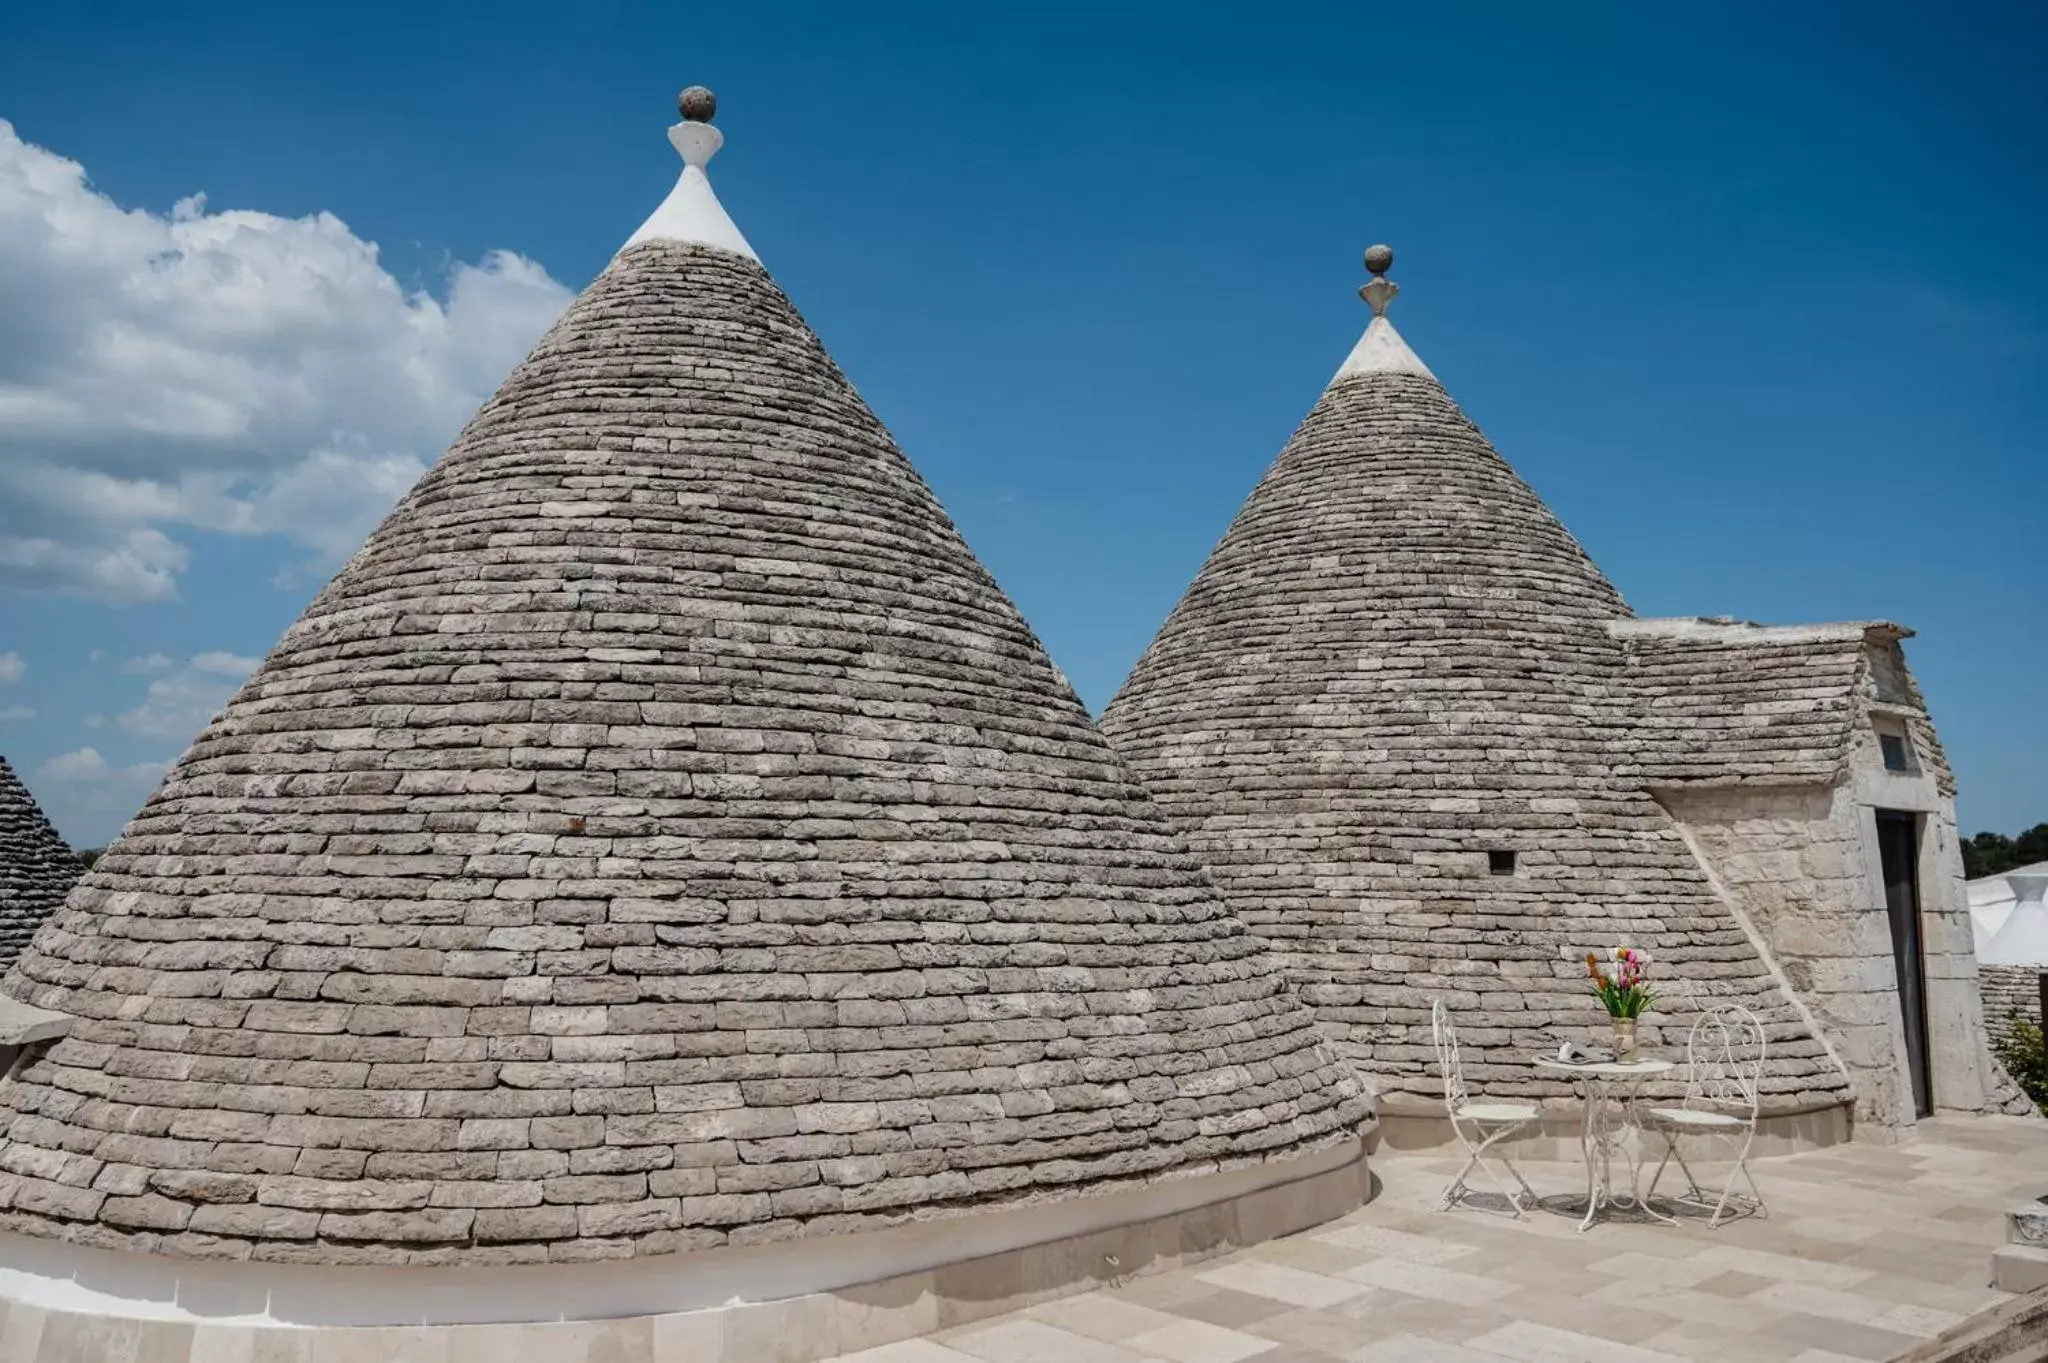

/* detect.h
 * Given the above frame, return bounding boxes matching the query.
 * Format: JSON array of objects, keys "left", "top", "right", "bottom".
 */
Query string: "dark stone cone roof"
[
  {"left": 0, "top": 243, "right": 1366, "bottom": 1266},
  {"left": 1100, "top": 364, "right": 1852, "bottom": 1107},
  {"left": 0, "top": 757, "right": 79, "bottom": 973}
]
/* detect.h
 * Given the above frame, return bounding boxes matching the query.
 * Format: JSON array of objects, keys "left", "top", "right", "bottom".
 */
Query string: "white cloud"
[
  {"left": 87, "top": 649, "right": 104, "bottom": 662},
  {"left": 117, "top": 651, "right": 260, "bottom": 740},
  {"left": 0, "top": 121, "right": 574, "bottom": 603},
  {"left": 120, "top": 652, "right": 175, "bottom": 673},
  {"left": 35, "top": 747, "right": 171, "bottom": 844},
  {"left": 83, "top": 714, "right": 104, "bottom": 728},
  {"left": 0, "top": 528, "right": 187, "bottom": 603},
  {"left": 38, "top": 747, "right": 168, "bottom": 785},
  {"left": 0, "top": 705, "right": 32, "bottom": 721},
  {"left": 0, "top": 651, "right": 22, "bottom": 682},
  {"left": 192, "top": 651, "right": 259, "bottom": 675}
]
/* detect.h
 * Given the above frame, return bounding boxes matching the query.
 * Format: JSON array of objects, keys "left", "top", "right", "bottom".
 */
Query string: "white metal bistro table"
[{"left": 1533, "top": 1056, "right": 1678, "bottom": 1232}]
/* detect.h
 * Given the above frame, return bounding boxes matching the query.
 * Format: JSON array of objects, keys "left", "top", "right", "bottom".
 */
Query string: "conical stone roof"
[
  {"left": 0, "top": 99, "right": 1366, "bottom": 1267},
  {"left": 0, "top": 757, "right": 79, "bottom": 972},
  {"left": 1100, "top": 249, "right": 1851, "bottom": 1109}
]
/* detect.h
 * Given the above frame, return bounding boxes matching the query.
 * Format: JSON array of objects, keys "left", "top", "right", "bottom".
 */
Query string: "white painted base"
[{"left": 0, "top": 1133, "right": 1373, "bottom": 1363}]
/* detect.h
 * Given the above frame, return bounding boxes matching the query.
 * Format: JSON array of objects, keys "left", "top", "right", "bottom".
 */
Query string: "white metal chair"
[
  {"left": 1644, "top": 1003, "right": 1767, "bottom": 1228},
  {"left": 1431, "top": 999, "right": 1541, "bottom": 1217}
]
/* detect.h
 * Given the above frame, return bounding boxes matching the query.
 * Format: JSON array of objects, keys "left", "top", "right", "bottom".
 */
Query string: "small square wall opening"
[
  {"left": 1874, "top": 716, "right": 1916, "bottom": 774},
  {"left": 1487, "top": 849, "right": 1517, "bottom": 876}
]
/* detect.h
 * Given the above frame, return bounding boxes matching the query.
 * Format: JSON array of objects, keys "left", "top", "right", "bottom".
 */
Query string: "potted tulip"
[{"left": 1587, "top": 947, "right": 1654, "bottom": 1061}]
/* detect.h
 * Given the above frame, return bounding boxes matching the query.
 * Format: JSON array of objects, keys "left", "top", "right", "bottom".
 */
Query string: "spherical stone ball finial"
[
  {"left": 1364, "top": 243, "right": 1394, "bottom": 277},
  {"left": 679, "top": 86, "right": 718, "bottom": 123}
]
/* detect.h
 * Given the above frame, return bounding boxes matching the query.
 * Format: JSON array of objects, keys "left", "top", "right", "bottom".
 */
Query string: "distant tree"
[
  {"left": 75, "top": 848, "right": 103, "bottom": 869},
  {"left": 1964, "top": 824, "right": 2048, "bottom": 880}
]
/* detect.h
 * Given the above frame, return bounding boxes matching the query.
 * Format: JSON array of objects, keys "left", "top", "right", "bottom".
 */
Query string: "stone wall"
[
  {"left": 1655, "top": 645, "right": 2025, "bottom": 1133},
  {"left": 1849, "top": 642, "right": 2027, "bottom": 1122},
  {"left": 1982, "top": 965, "right": 2042, "bottom": 1043},
  {"left": 1659, "top": 782, "right": 1900, "bottom": 1128}
]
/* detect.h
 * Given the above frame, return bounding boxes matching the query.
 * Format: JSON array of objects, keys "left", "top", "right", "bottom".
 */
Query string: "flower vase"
[{"left": 1611, "top": 1017, "right": 1640, "bottom": 1063}]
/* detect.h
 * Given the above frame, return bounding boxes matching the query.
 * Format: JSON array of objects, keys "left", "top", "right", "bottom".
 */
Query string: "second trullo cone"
[{"left": 1100, "top": 245, "right": 1857, "bottom": 1121}]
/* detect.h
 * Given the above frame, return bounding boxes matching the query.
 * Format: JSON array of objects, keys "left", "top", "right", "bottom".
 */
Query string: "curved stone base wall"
[
  {"left": 0, "top": 1132, "right": 1372, "bottom": 1363},
  {"left": 1376, "top": 1093, "right": 1852, "bottom": 1159}
]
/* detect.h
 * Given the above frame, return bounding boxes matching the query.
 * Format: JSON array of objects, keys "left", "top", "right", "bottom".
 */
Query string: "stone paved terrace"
[{"left": 831, "top": 1116, "right": 2046, "bottom": 1363}]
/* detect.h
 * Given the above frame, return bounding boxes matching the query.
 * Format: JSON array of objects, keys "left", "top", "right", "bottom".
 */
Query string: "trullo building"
[
  {"left": 1100, "top": 246, "right": 2023, "bottom": 1146},
  {"left": 0, "top": 759, "right": 79, "bottom": 974},
  {"left": 0, "top": 91, "right": 1369, "bottom": 1363},
  {"left": 1971, "top": 861, "right": 2048, "bottom": 1040}
]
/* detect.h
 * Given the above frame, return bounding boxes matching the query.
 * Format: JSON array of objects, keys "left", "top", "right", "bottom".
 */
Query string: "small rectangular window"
[
  {"left": 1488, "top": 850, "right": 1517, "bottom": 876},
  {"left": 1880, "top": 733, "right": 1911, "bottom": 773}
]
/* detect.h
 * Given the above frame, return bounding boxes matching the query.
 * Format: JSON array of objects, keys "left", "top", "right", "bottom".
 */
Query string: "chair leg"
[
  {"left": 1645, "top": 1127, "right": 1676, "bottom": 1203},
  {"left": 1647, "top": 1125, "right": 1767, "bottom": 1226},
  {"left": 1500, "top": 1136, "right": 1540, "bottom": 1210},
  {"left": 1741, "top": 1157, "right": 1768, "bottom": 1219},
  {"left": 1675, "top": 1128, "right": 1761, "bottom": 1229},
  {"left": 1709, "top": 1158, "right": 1744, "bottom": 1228},
  {"left": 1668, "top": 1138, "right": 1709, "bottom": 1202},
  {"left": 1715, "top": 1128, "right": 1763, "bottom": 1227},
  {"left": 1473, "top": 1139, "right": 1529, "bottom": 1221},
  {"left": 1441, "top": 1124, "right": 1531, "bottom": 1219},
  {"left": 1441, "top": 1150, "right": 1481, "bottom": 1210}
]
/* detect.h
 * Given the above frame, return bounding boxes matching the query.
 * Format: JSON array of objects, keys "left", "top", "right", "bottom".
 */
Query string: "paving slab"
[{"left": 816, "top": 1116, "right": 2048, "bottom": 1363}]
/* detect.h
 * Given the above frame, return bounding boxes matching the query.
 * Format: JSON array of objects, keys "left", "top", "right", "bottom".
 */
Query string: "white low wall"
[{"left": 0, "top": 1132, "right": 1373, "bottom": 1363}]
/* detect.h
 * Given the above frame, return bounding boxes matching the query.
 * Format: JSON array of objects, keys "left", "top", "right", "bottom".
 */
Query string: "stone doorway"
[{"left": 1877, "top": 808, "right": 1934, "bottom": 1117}]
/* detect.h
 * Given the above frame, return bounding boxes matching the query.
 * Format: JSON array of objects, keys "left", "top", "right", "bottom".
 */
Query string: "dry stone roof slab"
[
  {"left": 0, "top": 223, "right": 1365, "bottom": 1263},
  {"left": 1612, "top": 617, "right": 1896, "bottom": 789},
  {"left": 1100, "top": 294, "right": 1853, "bottom": 1111},
  {"left": 0, "top": 757, "right": 79, "bottom": 973}
]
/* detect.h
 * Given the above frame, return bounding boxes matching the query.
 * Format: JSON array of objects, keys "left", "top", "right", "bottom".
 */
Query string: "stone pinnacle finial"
[
  {"left": 667, "top": 87, "right": 726, "bottom": 173},
  {"left": 679, "top": 86, "right": 717, "bottom": 123},
  {"left": 1359, "top": 244, "right": 1398, "bottom": 318},
  {"left": 625, "top": 80, "right": 754, "bottom": 257}
]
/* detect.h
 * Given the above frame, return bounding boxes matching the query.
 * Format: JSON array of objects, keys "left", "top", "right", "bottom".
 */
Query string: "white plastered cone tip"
[
  {"left": 1332, "top": 247, "right": 1435, "bottom": 383},
  {"left": 621, "top": 119, "right": 760, "bottom": 261},
  {"left": 1333, "top": 315, "right": 1436, "bottom": 383}
]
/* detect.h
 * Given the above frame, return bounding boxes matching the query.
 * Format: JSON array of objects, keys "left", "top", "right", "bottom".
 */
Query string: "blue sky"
[{"left": 0, "top": 1, "right": 2042, "bottom": 846}]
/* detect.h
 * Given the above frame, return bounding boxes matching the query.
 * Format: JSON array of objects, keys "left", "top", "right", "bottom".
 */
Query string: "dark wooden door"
[{"left": 1876, "top": 810, "right": 1932, "bottom": 1117}]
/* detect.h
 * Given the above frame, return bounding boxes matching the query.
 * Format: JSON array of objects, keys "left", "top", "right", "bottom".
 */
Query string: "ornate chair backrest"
[
  {"left": 1684, "top": 1004, "right": 1765, "bottom": 1117},
  {"left": 1431, "top": 999, "right": 1469, "bottom": 1114}
]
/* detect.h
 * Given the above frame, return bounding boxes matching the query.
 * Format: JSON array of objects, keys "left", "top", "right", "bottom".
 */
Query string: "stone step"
[
  {"left": 1991, "top": 1243, "right": 2048, "bottom": 1293},
  {"left": 2004, "top": 1197, "right": 2048, "bottom": 1245}
]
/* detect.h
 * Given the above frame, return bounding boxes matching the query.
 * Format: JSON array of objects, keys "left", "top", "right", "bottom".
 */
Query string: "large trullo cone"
[{"left": 0, "top": 92, "right": 1367, "bottom": 1347}]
